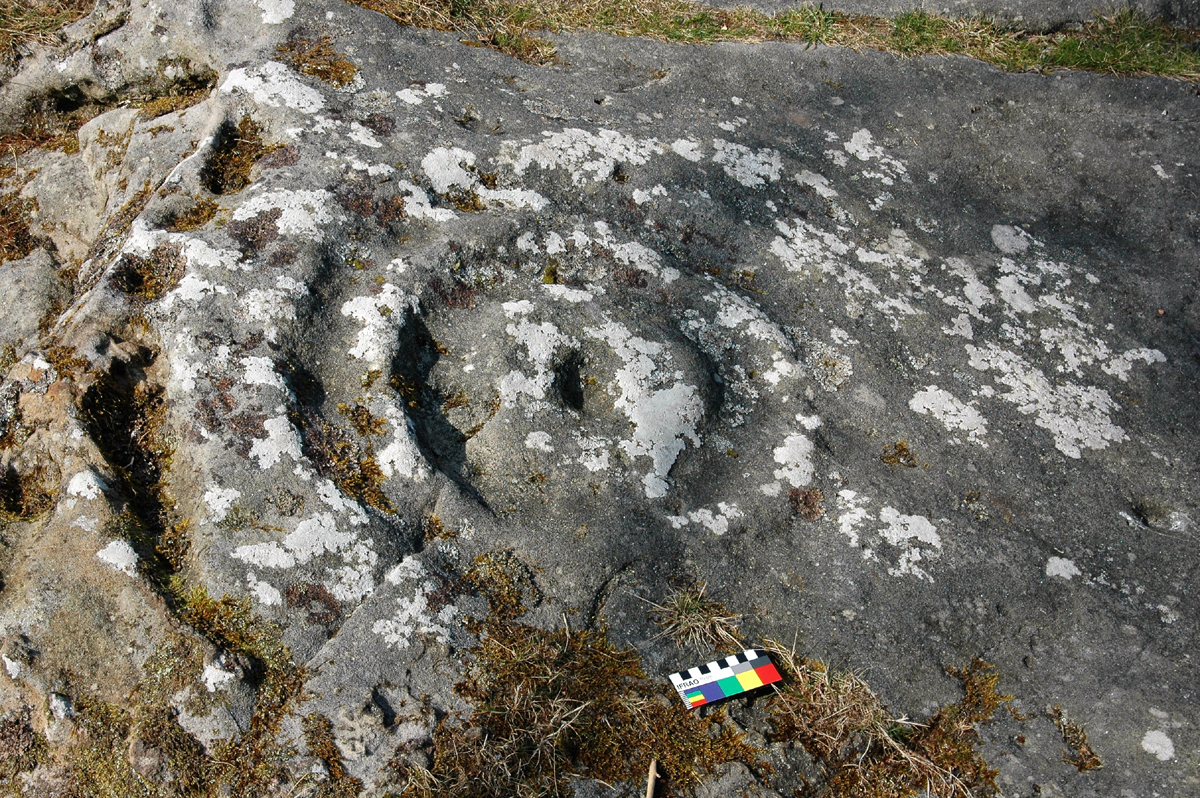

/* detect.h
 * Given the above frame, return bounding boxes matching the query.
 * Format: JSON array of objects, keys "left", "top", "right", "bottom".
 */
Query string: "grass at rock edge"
[{"left": 351, "top": 1, "right": 1200, "bottom": 78}]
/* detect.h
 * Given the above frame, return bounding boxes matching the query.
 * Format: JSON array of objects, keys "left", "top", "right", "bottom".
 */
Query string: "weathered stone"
[{"left": 0, "top": 0, "right": 1196, "bottom": 795}]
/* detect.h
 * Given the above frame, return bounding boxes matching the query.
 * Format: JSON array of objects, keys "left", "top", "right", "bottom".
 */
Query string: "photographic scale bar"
[{"left": 668, "top": 649, "right": 783, "bottom": 708}]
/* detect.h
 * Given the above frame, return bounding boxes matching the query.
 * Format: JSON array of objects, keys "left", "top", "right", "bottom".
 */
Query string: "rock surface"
[{"left": 0, "top": 0, "right": 1196, "bottom": 795}]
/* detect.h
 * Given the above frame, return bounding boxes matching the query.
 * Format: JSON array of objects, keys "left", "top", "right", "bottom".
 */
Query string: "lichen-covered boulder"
[{"left": 0, "top": 0, "right": 1195, "bottom": 795}]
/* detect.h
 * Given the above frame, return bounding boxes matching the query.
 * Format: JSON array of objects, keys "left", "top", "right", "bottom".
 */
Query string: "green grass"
[{"left": 351, "top": 0, "right": 1200, "bottom": 79}]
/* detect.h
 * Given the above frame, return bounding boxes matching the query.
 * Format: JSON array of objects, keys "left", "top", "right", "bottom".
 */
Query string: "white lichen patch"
[
  {"left": 233, "top": 189, "right": 335, "bottom": 238},
  {"left": 835, "top": 490, "right": 871, "bottom": 547},
  {"left": 204, "top": 486, "right": 241, "bottom": 524},
  {"left": 233, "top": 508, "right": 378, "bottom": 602},
  {"left": 373, "top": 557, "right": 456, "bottom": 649},
  {"left": 712, "top": 139, "right": 782, "bottom": 187},
  {"left": 670, "top": 138, "right": 704, "bottom": 161},
  {"left": 253, "top": 0, "right": 294, "bottom": 24},
  {"left": 666, "top": 502, "right": 743, "bottom": 535},
  {"left": 246, "top": 571, "right": 283, "bottom": 606},
  {"left": 241, "top": 356, "right": 286, "bottom": 393},
  {"left": 201, "top": 663, "right": 237, "bottom": 693},
  {"left": 395, "top": 82, "right": 447, "bottom": 105},
  {"left": 525, "top": 431, "right": 553, "bottom": 452},
  {"left": 421, "top": 147, "right": 546, "bottom": 210},
  {"left": 249, "top": 415, "right": 305, "bottom": 469},
  {"left": 340, "top": 283, "right": 416, "bottom": 370},
  {"left": 1141, "top": 730, "right": 1175, "bottom": 761},
  {"left": 795, "top": 169, "right": 837, "bottom": 198},
  {"left": 67, "top": 471, "right": 105, "bottom": 500},
  {"left": 575, "top": 434, "right": 611, "bottom": 472},
  {"left": 499, "top": 317, "right": 576, "bottom": 409},
  {"left": 221, "top": 62, "right": 325, "bottom": 114},
  {"left": 877, "top": 507, "right": 941, "bottom": 582},
  {"left": 773, "top": 434, "right": 814, "bottom": 487},
  {"left": 585, "top": 320, "right": 702, "bottom": 498},
  {"left": 1102, "top": 348, "right": 1167, "bottom": 381},
  {"left": 591, "top": 222, "right": 679, "bottom": 283},
  {"left": 395, "top": 180, "right": 455, "bottom": 222},
  {"left": 1046, "top": 556, "right": 1081, "bottom": 580},
  {"left": 769, "top": 219, "right": 851, "bottom": 277},
  {"left": 97, "top": 540, "right": 138, "bottom": 576},
  {"left": 909, "top": 386, "right": 988, "bottom": 445},
  {"left": 242, "top": 275, "right": 306, "bottom": 343},
  {"left": 501, "top": 128, "right": 664, "bottom": 185},
  {"left": 990, "top": 224, "right": 1039, "bottom": 255},
  {"left": 376, "top": 403, "right": 429, "bottom": 481},
  {"left": 967, "top": 343, "right": 1127, "bottom": 458},
  {"left": 348, "top": 122, "right": 382, "bottom": 148},
  {"left": 838, "top": 129, "right": 907, "bottom": 184}
]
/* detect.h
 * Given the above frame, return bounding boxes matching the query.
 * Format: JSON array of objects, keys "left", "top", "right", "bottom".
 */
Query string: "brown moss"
[
  {"left": 464, "top": 551, "right": 540, "bottom": 621},
  {"left": 1047, "top": 705, "right": 1103, "bottom": 772},
  {"left": 0, "top": 191, "right": 36, "bottom": 262},
  {"left": 59, "top": 697, "right": 150, "bottom": 798},
  {"left": 0, "top": 707, "right": 44, "bottom": 787},
  {"left": 178, "top": 586, "right": 308, "bottom": 794},
  {"left": 297, "top": 410, "right": 395, "bottom": 513},
  {"left": 43, "top": 343, "right": 90, "bottom": 379},
  {"left": 0, "top": 0, "right": 95, "bottom": 64},
  {"left": 429, "top": 277, "right": 477, "bottom": 309},
  {"left": 131, "top": 64, "right": 218, "bottom": 120},
  {"left": 227, "top": 207, "right": 282, "bottom": 253},
  {"left": 337, "top": 401, "right": 387, "bottom": 436},
  {"left": 392, "top": 620, "right": 761, "bottom": 796},
  {"left": 277, "top": 33, "right": 359, "bottom": 87},
  {"left": 166, "top": 197, "right": 219, "bottom": 231},
  {"left": 789, "top": 486, "right": 826, "bottom": 521},
  {"left": 111, "top": 241, "right": 185, "bottom": 300},
  {"left": 285, "top": 582, "right": 341, "bottom": 626},
  {"left": 422, "top": 513, "right": 457, "bottom": 542},
  {"left": 880, "top": 440, "right": 918, "bottom": 468},
  {"left": 0, "top": 464, "right": 56, "bottom": 520},
  {"left": 303, "top": 713, "right": 364, "bottom": 797},
  {"left": 200, "top": 116, "right": 268, "bottom": 195}
]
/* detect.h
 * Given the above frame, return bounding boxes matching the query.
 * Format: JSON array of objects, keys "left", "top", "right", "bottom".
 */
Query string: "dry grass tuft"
[
  {"left": 1048, "top": 704, "right": 1103, "bottom": 772},
  {"left": 0, "top": 0, "right": 94, "bottom": 65},
  {"left": 646, "top": 583, "right": 743, "bottom": 652},
  {"left": 764, "top": 640, "right": 1011, "bottom": 798},
  {"left": 391, "top": 620, "right": 762, "bottom": 797}
]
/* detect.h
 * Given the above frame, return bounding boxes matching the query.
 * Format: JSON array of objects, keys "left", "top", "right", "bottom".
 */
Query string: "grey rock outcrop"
[{"left": 0, "top": 0, "right": 1195, "bottom": 795}]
